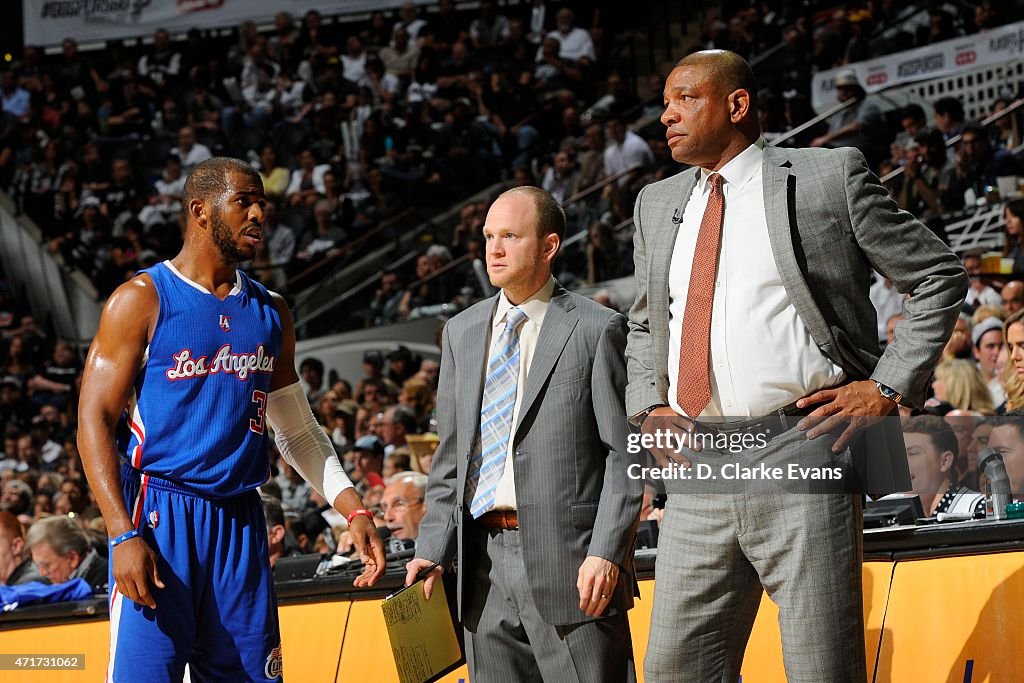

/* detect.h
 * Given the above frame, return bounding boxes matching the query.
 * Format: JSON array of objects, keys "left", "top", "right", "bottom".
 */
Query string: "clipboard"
[{"left": 381, "top": 573, "right": 463, "bottom": 683}]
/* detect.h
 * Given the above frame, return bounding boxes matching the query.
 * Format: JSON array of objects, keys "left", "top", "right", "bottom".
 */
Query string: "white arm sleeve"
[{"left": 265, "top": 382, "right": 353, "bottom": 506}]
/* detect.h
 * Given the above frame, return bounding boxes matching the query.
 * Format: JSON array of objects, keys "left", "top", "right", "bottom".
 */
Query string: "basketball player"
[{"left": 78, "top": 157, "right": 385, "bottom": 682}]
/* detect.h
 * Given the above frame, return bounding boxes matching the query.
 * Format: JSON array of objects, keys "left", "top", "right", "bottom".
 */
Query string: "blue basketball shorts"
[{"left": 107, "top": 465, "right": 283, "bottom": 682}]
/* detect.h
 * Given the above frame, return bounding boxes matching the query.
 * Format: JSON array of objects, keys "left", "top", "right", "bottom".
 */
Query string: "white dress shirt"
[
  {"left": 481, "top": 277, "right": 556, "bottom": 509},
  {"left": 667, "top": 140, "right": 845, "bottom": 419},
  {"left": 537, "top": 27, "right": 596, "bottom": 62},
  {"left": 171, "top": 143, "right": 213, "bottom": 173},
  {"left": 965, "top": 283, "right": 1001, "bottom": 309},
  {"left": 603, "top": 130, "right": 654, "bottom": 186}
]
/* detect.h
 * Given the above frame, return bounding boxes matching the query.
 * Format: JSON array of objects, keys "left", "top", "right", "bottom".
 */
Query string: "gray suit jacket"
[
  {"left": 626, "top": 144, "right": 968, "bottom": 494},
  {"left": 416, "top": 285, "right": 643, "bottom": 626}
]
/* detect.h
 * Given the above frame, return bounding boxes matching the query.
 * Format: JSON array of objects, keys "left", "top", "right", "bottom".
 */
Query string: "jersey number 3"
[{"left": 250, "top": 390, "right": 267, "bottom": 434}]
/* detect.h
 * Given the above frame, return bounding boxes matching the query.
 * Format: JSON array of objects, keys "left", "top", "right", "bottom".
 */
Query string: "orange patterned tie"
[{"left": 677, "top": 172, "right": 725, "bottom": 417}]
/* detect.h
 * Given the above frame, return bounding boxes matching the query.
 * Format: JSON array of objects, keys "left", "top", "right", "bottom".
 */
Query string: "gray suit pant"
[
  {"left": 644, "top": 442, "right": 866, "bottom": 682},
  {"left": 463, "top": 524, "right": 636, "bottom": 683}
]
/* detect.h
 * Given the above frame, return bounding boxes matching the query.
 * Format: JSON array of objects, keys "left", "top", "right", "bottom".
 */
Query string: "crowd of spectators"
[
  {"left": 1, "top": 1, "right": 661, "bottom": 315},
  {"left": 6, "top": 2, "right": 1024, "bottom": 596},
  {"left": 700, "top": 0, "right": 1014, "bottom": 139}
]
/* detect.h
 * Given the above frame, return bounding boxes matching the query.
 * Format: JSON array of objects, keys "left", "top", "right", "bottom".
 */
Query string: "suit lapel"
[
  {"left": 761, "top": 146, "right": 834, "bottom": 349},
  {"left": 513, "top": 288, "right": 579, "bottom": 438},
  {"left": 459, "top": 298, "right": 497, "bottom": 442},
  {"left": 657, "top": 168, "right": 700, "bottom": 293}
]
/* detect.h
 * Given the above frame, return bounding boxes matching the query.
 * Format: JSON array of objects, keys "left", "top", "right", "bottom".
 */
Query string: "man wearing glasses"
[{"left": 382, "top": 472, "right": 427, "bottom": 541}]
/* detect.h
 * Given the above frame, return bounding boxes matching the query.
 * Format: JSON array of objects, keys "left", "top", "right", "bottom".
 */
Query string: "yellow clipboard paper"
[{"left": 382, "top": 578, "right": 462, "bottom": 683}]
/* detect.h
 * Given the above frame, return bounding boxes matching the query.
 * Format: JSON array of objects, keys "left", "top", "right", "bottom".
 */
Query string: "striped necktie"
[{"left": 467, "top": 306, "right": 529, "bottom": 518}]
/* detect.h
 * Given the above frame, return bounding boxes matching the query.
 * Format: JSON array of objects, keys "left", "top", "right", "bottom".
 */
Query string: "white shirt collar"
[
  {"left": 697, "top": 137, "right": 765, "bottom": 194},
  {"left": 493, "top": 276, "right": 556, "bottom": 330}
]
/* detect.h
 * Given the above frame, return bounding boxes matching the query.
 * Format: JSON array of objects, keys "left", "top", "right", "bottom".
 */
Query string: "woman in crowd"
[
  {"left": 398, "top": 377, "right": 434, "bottom": 432},
  {"left": 1002, "top": 309, "right": 1024, "bottom": 411},
  {"left": 1, "top": 335, "right": 36, "bottom": 385},
  {"left": 932, "top": 359, "right": 995, "bottom": 414},
  {"left": 258, "top": 145, "right": 290, "bottom": 200},
  {"left": 1004, "top": 199, "right": 1024, "bottom": 275}
]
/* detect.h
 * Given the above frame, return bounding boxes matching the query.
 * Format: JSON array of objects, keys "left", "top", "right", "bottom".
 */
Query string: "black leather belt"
[{"left": 693, "top": 400, "right": 813, "bottom": 444}]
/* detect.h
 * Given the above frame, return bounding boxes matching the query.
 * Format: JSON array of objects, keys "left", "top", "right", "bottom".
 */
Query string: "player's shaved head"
[
  {"left": 183, "top": 156, "right": 262, "bottom": 206},
  {"left": 676, "top": 50, "right": 758, "bottom": 111}
]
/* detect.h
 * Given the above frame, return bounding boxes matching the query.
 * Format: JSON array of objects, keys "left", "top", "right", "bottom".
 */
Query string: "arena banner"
[
  {"left": 23, "top": 0, "right": 431, "bottom": 48},
  {"left": 812, "top": 19, "right": 1024, "bottom": 112}
]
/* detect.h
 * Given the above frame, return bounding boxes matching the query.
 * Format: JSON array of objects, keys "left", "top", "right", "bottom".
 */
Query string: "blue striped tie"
[{"left": 467, "top": 306, "right": 529, "bottom": 518}]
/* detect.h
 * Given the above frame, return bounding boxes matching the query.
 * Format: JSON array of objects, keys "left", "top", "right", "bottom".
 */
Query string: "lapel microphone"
[{"left": 672, "top": 207, "right": 683, "bottom": 224}]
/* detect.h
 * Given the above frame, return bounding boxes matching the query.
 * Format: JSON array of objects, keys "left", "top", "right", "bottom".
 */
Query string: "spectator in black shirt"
[
  {"left": 363, "top": 12, "right": 392, "bottom": 52},
  {"left": 470, "top": 0, "right": 512, "bottom": 54},
  {"left": 56, "top": 38, "right": 103, "bottom": 100},
  {"left": 137, "top": 29, "right": 182, "bottom": 89},
  {"left": 100, "top": 158, "right": 146, "bottom": 225},
  {"left": 933, "top": 96, "right": 965, "bottom": 142},
  {"left": 497, "top": 18, "right": 535, "bottom": 74},
  {"left": 76, "top": 142, "right": 109, "bottom": 195},
  {"left": 185, "top": 76, "right": 225, "bottom": 136},
  {"left": 432, "top": 0, "right": 467, "bottom": 52},
  {"left": 944, "top": 122, "right": 1022, "bottom": 210},
  {"left": 27, "top": 340, "right": 79, "bottom": 409},
  {"left": 437, "top": 41, "right": 477, "bottom": 103},
  {"left": 59, "top": 195, "right": 111, "bottom": 277},
  {"left": 476, "top": 67, "right": 539, "bottom": 169},
  {"left": 268, "top": 12, "right": 300, "bottom": 74},
  {"left": 100, "top": 75, "right": 153, "bottom": 139},
  {"left": 0, "top": 379, "right": 34, "bottom": 431},
  {"left": 533, "top": 36, "right": 583, "bottom": 95},
  {"left": 371, "top": 271, "right": 405, "bottom": 326},
  {"left": 295, "top": 10, "right": 339, "bottom": 73}
]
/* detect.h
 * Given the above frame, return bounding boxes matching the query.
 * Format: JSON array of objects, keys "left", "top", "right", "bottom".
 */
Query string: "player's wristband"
[
  {"left": 109, "top": 529, "right": 140, "bottom": 547},
  {"left": 346, "top": 509, "right": 374, "bottom": 526}
]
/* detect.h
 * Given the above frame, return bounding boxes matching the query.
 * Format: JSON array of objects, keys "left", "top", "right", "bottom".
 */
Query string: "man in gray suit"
[
  {"left": 407, "top": 187, "right": 642, "bottom": 682},
  {"left": 626, "top": 51, "right": 967, "bottom": 681}
]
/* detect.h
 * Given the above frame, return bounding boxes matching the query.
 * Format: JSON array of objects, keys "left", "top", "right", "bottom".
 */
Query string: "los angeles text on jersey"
[{"left": 165, "top": 345, "right": 276, "bottom": 381}]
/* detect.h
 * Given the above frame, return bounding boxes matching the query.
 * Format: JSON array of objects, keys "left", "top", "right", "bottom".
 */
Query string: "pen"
[
  {"left": 385, "top": 562, "right": 442, "bottom": 601},
  {"left": 415, "top": 561, "right": 441, "bottom": 583}
]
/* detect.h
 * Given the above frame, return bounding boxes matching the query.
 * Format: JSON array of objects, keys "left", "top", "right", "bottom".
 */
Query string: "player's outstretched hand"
[
  {"left": 113, "top": 537, "right": 165, "bottom": 609},
  {"left": 349, "top": 515, "right": 386, "bottom": 587}
]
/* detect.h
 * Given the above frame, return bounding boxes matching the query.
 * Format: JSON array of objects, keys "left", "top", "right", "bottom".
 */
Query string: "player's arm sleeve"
[{"left": 266, "top": 381, "right": 353, "bottom": 505}]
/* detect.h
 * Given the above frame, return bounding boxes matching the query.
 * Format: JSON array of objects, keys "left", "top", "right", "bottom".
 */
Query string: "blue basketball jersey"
[{"left": 122, "top": 261, "right": 282, "bottom": 497}]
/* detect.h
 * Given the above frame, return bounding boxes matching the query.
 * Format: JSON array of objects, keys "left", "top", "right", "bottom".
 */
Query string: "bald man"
[
  {"left": 627, "top": 50, "right": 965, "bottom": 681},
  {"left": 1002, "top": 280, "right": 1024, "bottom": 315}
]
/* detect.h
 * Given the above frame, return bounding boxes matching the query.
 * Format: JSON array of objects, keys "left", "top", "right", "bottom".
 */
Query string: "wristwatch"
[
  {"left": 874, "top": 381, "right": 903, "bottom": 405},
  {"left": 628, "top": 404, "right": 667, "bottom": 428}
]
